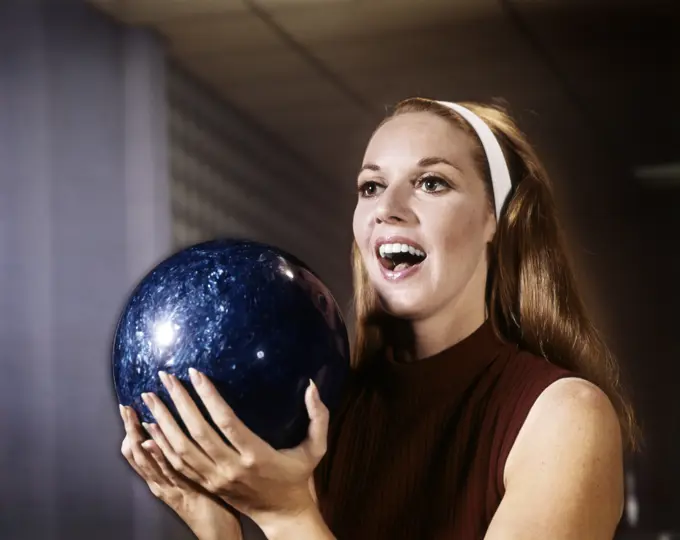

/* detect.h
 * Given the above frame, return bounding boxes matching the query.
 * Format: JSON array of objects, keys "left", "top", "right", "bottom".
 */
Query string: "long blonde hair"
[{"left": 350, "top": 97, "right": 639, "bottom": 451}]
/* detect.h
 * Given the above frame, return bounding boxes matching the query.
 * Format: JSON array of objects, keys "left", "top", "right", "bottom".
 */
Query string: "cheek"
[
  {"left": 434, "top": 205, "right": 487, "bottom": 261},
  {"left": 352, "top": 204, "right": 371, "bottom": 251}
]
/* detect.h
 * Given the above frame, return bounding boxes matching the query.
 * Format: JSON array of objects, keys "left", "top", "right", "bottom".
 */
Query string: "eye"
[
  {"left": 357, "top": 181, "right": 385, "bottom": 198},
  {"left": 417, "top": 175, "right": 450, "bottom": 193}
]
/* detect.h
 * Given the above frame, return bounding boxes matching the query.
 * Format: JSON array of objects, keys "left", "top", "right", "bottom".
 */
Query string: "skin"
[
  {"left": 353, "top": 111, "right": 496, "bottom": 358},
  {"left": 136, "top": 371, "right": 333, "bottom": 540},
  {"left": 120, "top": 111, "right": 624, "bottom": 539},
  {"left": 487, "top": 377, "right": 624, "bottom": 539},
  {"left": 119, "top": 404, "right": 243, "bottom": 540}
]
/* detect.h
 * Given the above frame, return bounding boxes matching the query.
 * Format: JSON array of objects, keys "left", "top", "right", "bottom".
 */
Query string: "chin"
[{"left": 377, "top": 293, "right": 430, "bottom": 321}]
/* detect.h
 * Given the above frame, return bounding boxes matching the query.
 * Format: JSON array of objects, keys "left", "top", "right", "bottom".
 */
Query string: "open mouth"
[{"left": 377, "top": 241, "right": 427, "bottom": 272}]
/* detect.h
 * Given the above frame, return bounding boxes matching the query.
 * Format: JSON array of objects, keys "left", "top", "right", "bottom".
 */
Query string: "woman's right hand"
[{"left": 119, "top": 404, "right": 242, "bottom": 540}]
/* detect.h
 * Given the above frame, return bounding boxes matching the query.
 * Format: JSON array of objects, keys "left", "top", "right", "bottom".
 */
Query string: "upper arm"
[{"left": 485, "top": 378, "right": 624, "bottom": 540}]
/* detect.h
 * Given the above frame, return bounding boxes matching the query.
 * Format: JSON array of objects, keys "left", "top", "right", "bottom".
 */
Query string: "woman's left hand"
[{"left": 140, "top": 368, "right": 328, "bottom": 525}]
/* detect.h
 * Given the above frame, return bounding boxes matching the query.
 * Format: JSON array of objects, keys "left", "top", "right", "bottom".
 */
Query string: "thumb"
[{"left": 300, "top": 379, "right": 329, "bottom": 461}]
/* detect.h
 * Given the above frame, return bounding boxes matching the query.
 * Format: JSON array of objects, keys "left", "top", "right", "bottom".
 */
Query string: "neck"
[
  {"left": 408, "top": 257, "right": 491, "bottom": 358},
  {"left": 407, "top": 268, "right": 489, "bottom": 359},
  {"left": 378, "top": 265, "right": 491, "bottom": 361},
  {"left": 381, "top": 296, "right": 487, "bottom": 362},
  {"left": 411, "top": 301, "right": 487, "bottom": 359}
]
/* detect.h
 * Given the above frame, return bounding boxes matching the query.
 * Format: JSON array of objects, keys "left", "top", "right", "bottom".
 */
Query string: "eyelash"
[{"left": 357, "top": 175, "right": 451, "bottom": 198}]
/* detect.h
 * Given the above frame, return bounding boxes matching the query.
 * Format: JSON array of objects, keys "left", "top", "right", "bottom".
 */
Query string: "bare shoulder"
[
  {"left": 539, "top": 376, "right": 615, "bottom": 409},
  {"left": 506, "top": 377, "right": 623, "bottom": 482},
  {"left": 530, "top": 376, "right": 620, "bottom": 428},
  {"left": 489, "top": 377, "right": 624, "bottom": 539}
]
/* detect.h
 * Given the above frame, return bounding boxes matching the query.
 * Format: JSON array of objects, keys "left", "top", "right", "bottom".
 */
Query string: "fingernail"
[
  {"left": 158, "top": 370, "right": 173, "bottom": 391},
  {"left": 141, "top": 422, "right": 151, "bottom": 434},
  {"left": 189, "top": 368, "right": 203, "bottom": 387},
  {"left": 119, "top": 404, "right": 126, "bottom": 419},
  {"left": 309, "top": 379, "right": 319, "bottom": 400},
  {"left": 141, "top": 393, "right": 154, "bottom": 411}
]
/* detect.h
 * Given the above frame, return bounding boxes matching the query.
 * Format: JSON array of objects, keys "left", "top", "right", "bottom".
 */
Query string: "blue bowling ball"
[{"left": 112, "top": 239, "right": 350, "bottom": 449}]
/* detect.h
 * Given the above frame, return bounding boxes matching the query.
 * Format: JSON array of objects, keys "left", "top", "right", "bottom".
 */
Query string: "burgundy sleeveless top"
[{"left": 314, "top": 320, "right": 574, "bottom": 539}]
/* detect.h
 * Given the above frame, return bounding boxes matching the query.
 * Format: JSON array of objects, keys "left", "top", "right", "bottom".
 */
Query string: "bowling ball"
[{"left": 112, "top": 239, "right": 350, "bottom": 450}]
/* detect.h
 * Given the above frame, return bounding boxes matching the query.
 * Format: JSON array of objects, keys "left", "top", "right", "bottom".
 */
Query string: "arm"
[
  {"left": 485, "top": 378, "right": 624, "bottom": 540},
  {"left": 255, "top": 506, "right": 336, "bottom": 540},
  {"left": 185, "top": 502, "right": 242, "bottom": 540},
  {"left": 250, "top": 476, "right": 333, "bottom": 540}
]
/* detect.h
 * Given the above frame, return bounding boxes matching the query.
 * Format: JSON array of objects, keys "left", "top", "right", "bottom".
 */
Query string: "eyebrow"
[{"left": 358, "top": 156, "right": 461, "bottom": 175}]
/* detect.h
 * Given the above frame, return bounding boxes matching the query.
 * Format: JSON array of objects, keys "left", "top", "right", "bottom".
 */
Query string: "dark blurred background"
[{"left": 1, "top": 0, "right": 678, "bottom": 538}]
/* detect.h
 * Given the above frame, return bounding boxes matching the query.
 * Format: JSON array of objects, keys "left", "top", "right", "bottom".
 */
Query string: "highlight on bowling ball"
[{"left": 112, "top": 238, "right": 350, "bottom": 450}]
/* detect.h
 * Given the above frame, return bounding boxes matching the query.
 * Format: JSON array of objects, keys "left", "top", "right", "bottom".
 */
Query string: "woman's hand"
[
  {"left": 140, "top": 368, "right": 328, "bottom": 529},
  {"left": 119, "top": 404, "right": 242, "bottom": 540}
]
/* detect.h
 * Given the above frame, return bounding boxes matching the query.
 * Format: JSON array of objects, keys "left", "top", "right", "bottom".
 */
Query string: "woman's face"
[{"left": 353, "top": 111, "right": 496, "bottom": 321}]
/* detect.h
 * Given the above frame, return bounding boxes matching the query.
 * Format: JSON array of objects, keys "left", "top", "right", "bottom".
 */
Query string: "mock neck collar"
[{"left": 372, "top": 319, "right": 507, "bottom": 406}]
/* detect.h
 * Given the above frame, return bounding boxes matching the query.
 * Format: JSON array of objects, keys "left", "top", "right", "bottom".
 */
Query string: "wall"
[
  {"left": 1, "top": 1, "right": 178, "bottom": 538},
  {"left": 167, "top": 63, "right": 354, "bottom": 315}
]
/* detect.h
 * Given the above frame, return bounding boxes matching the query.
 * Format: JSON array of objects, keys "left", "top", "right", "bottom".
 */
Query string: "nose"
[{"left": 374, "top": 183, "right": 414, "bottom": 225}]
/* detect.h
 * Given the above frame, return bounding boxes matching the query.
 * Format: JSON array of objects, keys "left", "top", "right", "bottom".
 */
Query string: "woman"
[{"left": 119, "top": 97, "right": 638, "bottom": 539}]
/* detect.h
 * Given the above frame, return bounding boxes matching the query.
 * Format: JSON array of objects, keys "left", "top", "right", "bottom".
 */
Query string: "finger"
[
  {"left": 120, "top": 406, "right": 169, "bottom": 488},
  {"left": 158, "top": 371, "right": 236, "bottom": 462},
  {"left": 121, "top": 428, "right": 165, "bottom": 486},
  {"left": 120, "top": 403, "right": 134, "bottom": 435},
  {"left": 141, "top": 391, "right": 215, "bottom": 475},
  {"left": 300, "top": 379, "right": 329, "bottom": 461},
  {"left": 121, "top": 404, "right": 146, "bottom": 444},
  {"left": 142, "top": 439, "right": 187, "bottom": 487},
  {"left": 124, "top": 407, "right": 175, "bottom": 484},
  {"left": 189, "top": 368, "right": 270, "bottom": 456},
  {"left": 126, "top": 412, "right": 166, "bottom": 479},
  {"left": 142, "top": 440, "right": 177, "bottom": 479},
  {"left": 144, "top": 421, "right": 206, "bottom": 486},
  {"left": 121, "top": 435, "right": 146, "bottom": 477}
]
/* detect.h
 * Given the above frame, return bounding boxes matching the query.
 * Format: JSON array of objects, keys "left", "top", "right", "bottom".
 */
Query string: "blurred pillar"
[{"left": 0, "top": 1, "right": 175, "bottom": 539}]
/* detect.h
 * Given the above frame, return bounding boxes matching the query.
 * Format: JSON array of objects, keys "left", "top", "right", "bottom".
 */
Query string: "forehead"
[{"left": 363, "top": 111, "right": 474, "bottom": 164}]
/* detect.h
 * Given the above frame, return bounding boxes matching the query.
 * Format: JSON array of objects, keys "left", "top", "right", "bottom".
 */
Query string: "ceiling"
[{"left": 88, "top": 0, "right": 679, "bottom": 196}]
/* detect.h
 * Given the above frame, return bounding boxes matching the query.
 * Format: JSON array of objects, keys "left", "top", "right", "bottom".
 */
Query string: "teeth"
[{"left": 378, "top": 243, "right": 426, "bottom": 259}]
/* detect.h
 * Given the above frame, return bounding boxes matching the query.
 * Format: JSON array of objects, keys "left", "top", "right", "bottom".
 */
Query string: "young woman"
[{"left": 120, "top": 97, "right": 638, "bottom": 539}]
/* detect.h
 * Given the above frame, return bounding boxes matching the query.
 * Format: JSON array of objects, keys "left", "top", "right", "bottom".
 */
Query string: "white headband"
[{"left": 436, "top": 101, "right": 512, "bottom": 218}]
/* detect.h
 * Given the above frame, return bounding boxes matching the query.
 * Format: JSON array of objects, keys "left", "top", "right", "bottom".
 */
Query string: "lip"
[
  {"left": 379, "top": 260, "right": 423, "bottom": 281},
  {"left": 374, "top": 235, "right": 427, "bottom": 282}
]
